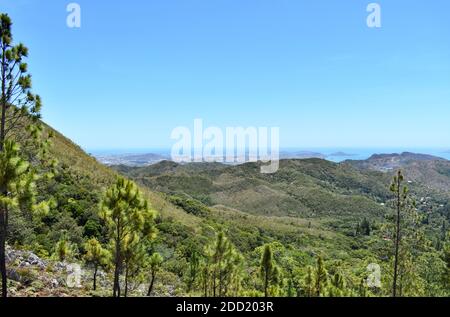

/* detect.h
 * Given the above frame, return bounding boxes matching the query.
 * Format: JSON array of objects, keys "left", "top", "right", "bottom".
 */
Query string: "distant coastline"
[{"left": 90, "top": 147, "right": 450, "bottom": 167}]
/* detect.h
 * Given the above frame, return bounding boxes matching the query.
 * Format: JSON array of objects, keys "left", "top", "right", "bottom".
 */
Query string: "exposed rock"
[
  {"left": 51, "top": 278, "right": 59, "bottom": 288},
  {"left": 5, "top": 246, "right": 47, "bottom": 269},
  {"left": 6, "top": 268, "right": 21, "bottom": 282},
  {"left": 54, "top": 262, "right": 68, "bottom": 272}
]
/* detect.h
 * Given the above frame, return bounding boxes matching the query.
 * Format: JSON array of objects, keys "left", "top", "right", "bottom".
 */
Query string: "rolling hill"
[
  {"left": 112, "top": 155, "right": 450, "bottom": 249},
  {"left": 112, "top": 155, "right": 450, "bottom": 220}
]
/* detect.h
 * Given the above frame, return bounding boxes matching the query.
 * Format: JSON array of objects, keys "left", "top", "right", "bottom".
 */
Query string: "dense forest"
[{"left": 0, "top": 13, "right": 449, "bottom": 298}]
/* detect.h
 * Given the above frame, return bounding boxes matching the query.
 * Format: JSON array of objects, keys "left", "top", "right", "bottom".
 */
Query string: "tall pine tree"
[
  {"left": 260, "top": 244, "right": 279, "bottom": 297},
  {"left": 389, "top": 170, "right": 420, "bottom": 297},
  {"left": 99, "top": 177, "right": 157, "bottom": 297},
  {"left": 0, "top": 13, "right": 46, "bottom": 298},
  {"left": 202, "top": 231, "right": 243, "bottom": 297},
  {"left": 314, "top": 256, "right": 328, "bottom": 297}
]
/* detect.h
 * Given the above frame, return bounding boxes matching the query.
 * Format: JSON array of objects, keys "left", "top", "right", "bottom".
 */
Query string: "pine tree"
[
  {"left": 0, "top": 13, "right": 45, "bottom": 298},
  {"left": 281, "top": 256, "right": 300, "bottom": 297},
  {"left": 225, "top": 249, "right": 244, "bottom": 296},
  {"left": 212, "top": 231, "right": 228, "bottom": 297},
  {"left": 200, "top": 258, "right": 210, "bottom": 297},
  {"left": 443, "top": 236, "right": 450, "bottom": 292},
  {"left": 99, "top": 177, "right": 157, "bottom": 297},
  {"left": 358, "top": 278, "right": 367, "bottom": 297},
  {"left": 303, "top": 266, "right": 314, "bottom": 297},
  {"left": 203, "top": 231, "right": 244, "bottom": 297},
  {"left": 123, "top": 235, "right": 148, "bottom": 297},
  {"left": 327, "top": 271, "right": 346, "bottom": 297},
  {"left": 314, "top": 256, "right": 328, "bottom": 297},
  {"left": 260, "top": 244, "right": 279, "bottom": 297},
  {"left": 390, "top": 170, "right": 405, "bottom": 297},
  {"left": 54, "top": 236, "right": 73, "bottom": 262},
  {"left": 187, "top": 250, "right": 200, "bottom": 293},
  {"left": 389, "top": 170, "right": 418, "bottom": 297},
  {"left": 381, "top": 172, "right": 431, "bottom": 296},
  {"left": 360, "top": 218, "right": 371, "bottom": 236},
  {"left": 147, "top": 252, "right": 163, "bottom": 296},
  {"left": 84, "top": 237, "right": 110, "bottom": 291},
  {"left": 0, "top": 140, "right": 49, "bottom": 296}
]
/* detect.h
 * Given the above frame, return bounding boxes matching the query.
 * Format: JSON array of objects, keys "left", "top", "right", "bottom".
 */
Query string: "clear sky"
[{"left": 1, "top": 0, "right": 450, "bottom": 150}]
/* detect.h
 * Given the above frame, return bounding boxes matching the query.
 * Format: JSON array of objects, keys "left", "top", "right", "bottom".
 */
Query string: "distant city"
[{"left": 89, "top": 148, "right": 450, "bottom": 167}]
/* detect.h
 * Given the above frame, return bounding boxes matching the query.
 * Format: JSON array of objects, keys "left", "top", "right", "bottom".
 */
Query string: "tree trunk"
[
  {"left": 0, "top": 40, "right": 8, "bottom": 299},
  {"left": 188, "top": 274, "right": 194, "bottom": 293},
  {"left": 93, "top": 265, "right": 98, "bottom": 291},
  {"left": 218, "top": 270, "right": 223, "bottom": 296},
  {"left": 264, "top": 270, "right": 269, "bottom": 297},
  {"left": 0, "top": 200, "right": 8, "bottom": 298},
  {"left": 203, "top": 268, "right": 208, "bottom": 297},
  {"left": 147, "top": 272, "right": 156, "bottom": 296},
  {"left": 316, "top": 278, "right": 321, "bottom": 297},
  {"left": 392, "top": 176, "right": 401, "bottom": 297},
  {"left": 113, "top": 261, "right": 119, "bottom": 297},
  {"left": 212, "top": 269, "right": 216, "bottom": 297},
  {"left": 124, "top": 264, "right": 129, "bottom": 298},
  {"left": 113, "top": 249, "right": 121, "bottom": 297},
  {"left": 203, "top": 279, "right": 207, "bottom": 297},
  {"left": 113, "top": 226, "right": 121, "bottom": 297},
  {"left": 1, "top": 41, "right": 7, "bottom": 149},
  {"left": 0, "top": 213, "right": 7, "bottom": 298}
]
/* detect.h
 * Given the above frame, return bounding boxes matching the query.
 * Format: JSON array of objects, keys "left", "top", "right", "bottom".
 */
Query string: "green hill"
[{"left": 113, "top": 159, "right": 396, "bottom": 229}]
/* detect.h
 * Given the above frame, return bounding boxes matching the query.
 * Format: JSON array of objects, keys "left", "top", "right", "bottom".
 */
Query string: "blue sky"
[{"left": 1, "top": 0, "right": 450, "bottom": 150}]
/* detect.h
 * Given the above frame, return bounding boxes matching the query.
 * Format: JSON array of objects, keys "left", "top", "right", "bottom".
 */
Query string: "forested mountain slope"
[
  {"left": 7, "top": 123, "right": 449, "bottom": 296},
  {"left": 113, "top": 156, "right": 450, "bottom": 233}
]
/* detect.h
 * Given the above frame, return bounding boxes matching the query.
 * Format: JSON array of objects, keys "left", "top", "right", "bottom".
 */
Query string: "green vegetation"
[
  {"left": 99, "top": 177, "right": 157, "bottom": 297},
  {"left": 200, "top": 231, "right": 244, "bottom": 297},
  {"left": 0, "top": 13, "right": 448, "bottom": 298},
  {"left": 113, "top": 159, "right": 449, "bottom": 297},
  {"left": 0, "top": 13, "right": 54, "bottom": 298},
  {"left": 147, "top": 252, "right": 163, "bottom": 296},
  {"left": 260, "top": 244, "right": 279, "bottom": 297},
  {"left": 83, "top": 238, "right": 110, "bottom": 291}
]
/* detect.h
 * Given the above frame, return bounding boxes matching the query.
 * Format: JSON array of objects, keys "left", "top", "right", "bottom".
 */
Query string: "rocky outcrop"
[
  {"left": 5, "top": 245, "right": 111, "bottom": 296},
  {"left": 6, "top": 246, "right": 47, "bottom": 270}
]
